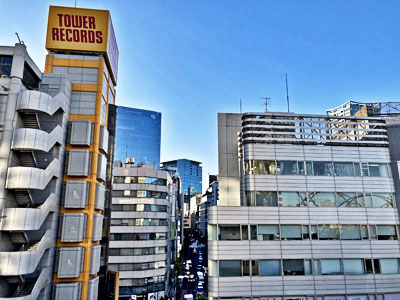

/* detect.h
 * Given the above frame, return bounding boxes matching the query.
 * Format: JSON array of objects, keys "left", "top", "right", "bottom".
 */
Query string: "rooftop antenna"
[
  {"left": 15, "top": 33, "right": 24, "bottom": 44},
  {"left": 74, "top": 0, "right": 77, "bottom": 7},
  {"left": 261, "top": 97, "right": 271, "bottom": 112},
  {"left": 285, "top": 73, "right": 290, "bottom": 113},
  {"left": 240, "top": 98, "right": 242, "bottom": 114}
]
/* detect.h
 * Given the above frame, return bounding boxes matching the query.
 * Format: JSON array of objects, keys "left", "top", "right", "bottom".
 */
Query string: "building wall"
[
  {"left": 109, "top": 165, "right": 172, "bottom": 299},
  {"left": 0, "top": 44, "right": 71, "bottom": 299},
  {"left": 210, "top": 112, "right": 400, "bottom": 300},
  {"left": 45, "top": 52, "right": 115, "bottom": 300}
]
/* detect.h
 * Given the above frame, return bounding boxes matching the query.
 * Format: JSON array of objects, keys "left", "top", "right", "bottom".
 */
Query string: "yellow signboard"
[{"left": 46, "top": 6, "right": 119, "bottom": 83}]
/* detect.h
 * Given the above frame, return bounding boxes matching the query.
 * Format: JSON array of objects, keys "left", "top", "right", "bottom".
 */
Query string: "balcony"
[
  {"left": 0, "top": 230, "right": 53, "bottom": 276},
  {"left": 17, "top": 90, "right": 68, "bottom": 115},
  {"left": 12, "top": 126, "right": 63, "bottom": 152},
  {"left": 6, "top": 159, "right": 59, "bottom": 190},
  {"left": 0, "top": 194, "right": 57, "bottom": 231}
]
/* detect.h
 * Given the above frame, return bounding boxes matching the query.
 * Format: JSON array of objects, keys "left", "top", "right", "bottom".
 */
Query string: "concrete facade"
[
  {"left": 109, "top": 162, "right": 174, "bottom": 300},
  {"left": 209, "top": 112, "right": 400, "bottom": 300}
]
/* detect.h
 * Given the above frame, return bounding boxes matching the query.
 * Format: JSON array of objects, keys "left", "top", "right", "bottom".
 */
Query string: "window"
[
  {"left": 219, "top": 225, "right": 241, "bottom": 240},
  {"left": 256, "top": 191, "right": 278, "bottom": 206},
  {"left": 365, "top": 259, "right": 374, "bottom": 274},
  {"left": 258, "top": 225, "right": 279, "bottom": 240},
  {"left": 380, "top": 259, "right": 400, "bottom": 274},
  {"left": 337, "top": 192, "right": 364, "bottom": 207},
  {"left": 334, "top": 162, "right": 354, "bottom": 176},
  {"left": 365, "top": 193, "right": 394, "bottom": 208},
  {"left": 304, "top": 260, "right": 312, "bottom": 275},
  {"left": 343, "top": 259, "right": 365, "bottom": 275},
  {"left": 303, "top": 225, "right": 310, "bottom": 240},
  {"left": 298, "top": 161, "right": 305, "bottom": 175},
  {"left": 283, "top": 259, "right": 305, "bottom": 275},
  {"left": 313, "top": 260, "right": 321, "bottom": 275},
  {"left": 219, "top": 260, "right": 242, "bottom": 277},
  {"left": 318, "top": 225, "right": 339, "bottom": 240},
  {"left": 368, "top": 163, "right": 389, "bottom": 177},
  {"left": 361, "top": 225, "right": 369, "bottom": 240},
  {"left": 341, "top": 225, "right": 361, "bottom": 240},
  {"left": 0, "top": 56, "right": 12, "bottom": 75},
  {"left": 252, "top": 260, "right": 259, "bottom": 276},
  {"left": 279, "top": 192, "right": 306, "bottom": 207},
  {"left": 313, "top": 161, "right": 333, "bottom": 176},
  {"left": 311, "top": 225, "right": 318, "bottom": 240},
  {"left": 250, "top": 225, "right": 257, "bottom": 240},
  {"left": 254, "top": 160, "right": 276, "bottom": 175},
  {"left": 259, "top": 260, "right": 281, "bottom": 276},
  {"left": 278, "top": 161, "right": 298, "bottom": 175},
  {"left": 376, "top": 225, "right": 397, "bottom": 240},
  {"left": 320, "top": 259, "right": 342, "bottom": 275},
  {"left": 281, "top": 225, "right": 302, "bottom": 240},
  {"left": 306, "top": 161, "right": 313, "bottom": 175},
  {"left": 373, "top": 259, "right": 381, "bottom": 274},
  {"left": 242, "top": 260, "right": 250, "bottom": 276},
  {"left": 241, "top": 225, "right": 249, "bottom": 240},
  {"left": 309, "top": 192, "right": 336, "bottom": 207}
]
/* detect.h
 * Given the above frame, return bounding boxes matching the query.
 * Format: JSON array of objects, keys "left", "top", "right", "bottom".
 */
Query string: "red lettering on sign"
[
  {"left": 52, "top": 28, "right": 59, "bottom": 41},
  {"left": 59, "top": 28, "right": 65, "bottom": 41},
  {"left": 88, "top": 31, "right": 95, "bottom": 43},
  {"left": 72, "top": 15, "right": 82, "bottom": 28},
  {"left": 83, "top": 16, "right": 88, "bottom": 28},
  {"left": 73, "top": 29, "right": 79, "bottom": 42},
  {"left": 80, "top": 30, "right": 88, "bottom": 43},
  {"left": 88, "top": 16, "right": 95, "bottom": 29},
  {"left": 57, "top": 14, "right": 63, "bottom": 26},
  {"left": 65, "top": 29, "right": 72, "bottom": 42},
  {"left": 64, "top": 14, "right": 71, "bottom": 27},
  {"left": 96, "top": 31, "right": 103, "bottom": 43}
]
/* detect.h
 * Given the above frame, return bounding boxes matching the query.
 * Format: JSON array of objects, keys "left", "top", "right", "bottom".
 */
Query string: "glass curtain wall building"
[
  {"left": 161, "top": 159, "right": 202, "bottom": 202},
  {"left": 114, "top": 106, "right": 161, "bottom": 168}
]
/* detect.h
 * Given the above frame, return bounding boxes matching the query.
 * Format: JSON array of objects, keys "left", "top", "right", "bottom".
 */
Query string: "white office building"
[
  {"left": 208, "top": 112, "right": 400, "bottom": 300},
  {"left": 108, "top": 161, "right": 174, "bottom": 300}
]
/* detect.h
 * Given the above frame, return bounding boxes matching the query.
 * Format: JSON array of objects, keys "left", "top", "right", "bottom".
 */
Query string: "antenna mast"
[
  {"left": 260, "top": 97, "right": 271, "bottom": 112},
  {"left": 240, "top": 98, "right": 242, "bottom": 114},
  {"left": 285, "top": 73, "right": 290, "bottom": 113}
]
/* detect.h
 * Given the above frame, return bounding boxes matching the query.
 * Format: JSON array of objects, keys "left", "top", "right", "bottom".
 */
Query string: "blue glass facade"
[
  {"left": 114, "top": 106, "right": 161, "bottom": 167},
  {"left": 161, "top": 159, "right": 202, "bottom": 197}
]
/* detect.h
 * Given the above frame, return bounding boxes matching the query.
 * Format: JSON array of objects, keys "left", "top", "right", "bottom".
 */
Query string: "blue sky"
[{"left": 2, "top": 0, "right": 400, "bottom": 189}]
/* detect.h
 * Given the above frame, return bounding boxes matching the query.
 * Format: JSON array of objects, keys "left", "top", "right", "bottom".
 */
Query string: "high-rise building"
[
  {"left": 114, "top": 106, "right": 161, "bottom": 168},
  {"left": 198, "top": 176, "right": 218, "bottom": 237},
  {"left": 109, "top": 160, "right": 175, "bottom": 300},
  {"left": 208, "top": 112, "right": 400, "bottom": 300},
  {"left": 161, "top": 159, "right": 202, "bottom": 201},
  {"left": 326, "top": 100, "right": 400, "bottom": 117},
  {"left": 0, "top": 5, "right": 119, "bottom": 300}
]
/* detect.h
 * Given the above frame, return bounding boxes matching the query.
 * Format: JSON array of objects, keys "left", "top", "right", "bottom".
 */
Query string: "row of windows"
[
  {"left": 245, "top": 160, "right": 391, "bottom": 177},
  {"left": 111, "top": 204, "right": 168, "bottom": 212},
  {"left": 119, "top": 283, "right": 165, "bottom": 296},
  {"left": 216, "top": 258, "right": 400, "bottom": 277},
  {"left": 109, "top": 246, "right": 166, "bottom": 256},
  {"left": 112, "top": 190, "right": 168, "bottom": 199},
  {"left": 110, "top": 232, "right": 167, "bottom": 241},
  {"left": 119, "top": 275, "right": 165, "bottom": 287},
  {"left": 211, "top": 224, "right": 399, "bottom": 241},
  {"left": 114, "top": 176, "right": 167, "bottom": 186},
  {"left": 245, "top": 191, "right": 395, "bottom": 208},
  {"left": 109, "top": 260, "right": 166, "bottom": 272},
  {"left": 110, "top": 218, "right": 168, "bottom": 226}
]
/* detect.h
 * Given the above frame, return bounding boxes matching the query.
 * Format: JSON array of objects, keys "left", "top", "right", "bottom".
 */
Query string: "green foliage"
[{"left": 197, "top": 295, "right": 207, "bottom": 300}]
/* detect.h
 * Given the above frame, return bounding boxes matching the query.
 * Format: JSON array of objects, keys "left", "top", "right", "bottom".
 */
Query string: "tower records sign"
[{"left": 46, "top": 5, "right": 119, "bottom": 83}]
